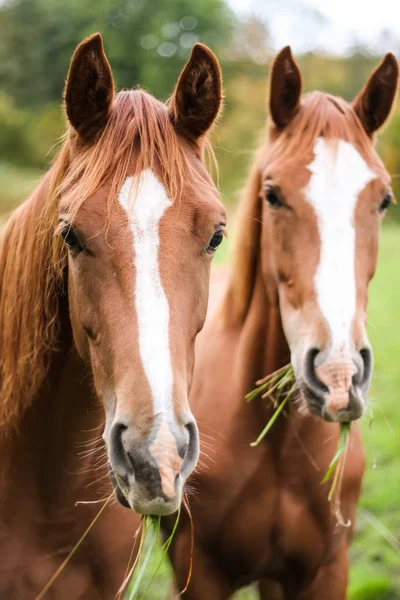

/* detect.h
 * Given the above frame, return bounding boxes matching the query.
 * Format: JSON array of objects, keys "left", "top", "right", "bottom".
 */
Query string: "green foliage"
[
  {"left": 0, "top": 162, "right": 40, "bottom": 216},
  {"left": 1, "top": 1, "right": 400, "bottom": 220},
  {"left": 0, "top": 93, "right": 32, "bottom": 166},
  {"left": 0, "top": 0, "right": 234, "bottom": 107},
  {"left": 0, "top": 95, "right": 63, "bottom": 169},
  {"left": 379, "top": 102, "right": 400, "bottom": 218},
  {"left": 125, "top": 510, "right": 181, "bottom": 599}
]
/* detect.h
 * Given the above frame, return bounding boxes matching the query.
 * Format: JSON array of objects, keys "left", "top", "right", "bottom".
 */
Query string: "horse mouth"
[
  {"left": 108, "top": 467, "right": 131, "bottom": 509},
  {"left": 108, "top": 465, "right": 183, "bottom": 515},
  {"left": 300, "top": 384, "right": 364, "bottom": 422}
]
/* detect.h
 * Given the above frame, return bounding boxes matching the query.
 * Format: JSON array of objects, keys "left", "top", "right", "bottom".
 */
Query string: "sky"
[{"left": 226, "top": 0, "right": 400, "bottom": 55}]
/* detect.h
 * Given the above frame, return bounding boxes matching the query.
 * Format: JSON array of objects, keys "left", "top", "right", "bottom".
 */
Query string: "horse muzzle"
[
  {"left": 107, "top": 416, "right": 199, "bottom": 515},
  {"left": 299, "top": 345, "right": 373, "bottom": 422}
]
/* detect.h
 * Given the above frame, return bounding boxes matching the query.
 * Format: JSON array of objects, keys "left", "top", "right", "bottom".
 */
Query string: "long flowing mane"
[
  {"left": 221, "top": 91, "right": 382, "bottom": 327},
  {"left": 0, "top": 90, "right": 212, "bottom": 431}
]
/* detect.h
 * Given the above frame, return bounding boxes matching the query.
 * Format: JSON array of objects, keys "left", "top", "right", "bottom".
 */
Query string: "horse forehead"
[
  {"left": 305, "top": 138, "right": 376, "bottom": 210},
  {"left": 118, "top": 170, "right": 172, "bottom": 227}
]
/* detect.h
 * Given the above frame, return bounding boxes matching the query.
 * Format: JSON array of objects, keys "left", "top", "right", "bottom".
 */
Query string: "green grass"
[{"left": 348, "top": 224, "right": 400, "bottom": 599}]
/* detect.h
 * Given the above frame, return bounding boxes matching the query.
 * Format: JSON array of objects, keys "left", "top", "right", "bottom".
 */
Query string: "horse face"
[
  {"left": 58, "top": 35, "right": 225, "bottom": 515},
  {"left": 260, "top": 47, "right": 398, "bottom": 423}
]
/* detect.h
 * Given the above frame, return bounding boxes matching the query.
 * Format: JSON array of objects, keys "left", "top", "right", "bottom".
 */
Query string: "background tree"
[{"left": 0, "top": 0, "right": 234, "bottom": 106}]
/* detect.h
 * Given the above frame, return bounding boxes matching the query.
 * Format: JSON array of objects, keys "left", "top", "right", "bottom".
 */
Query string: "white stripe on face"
[
  {"left": 304, "top": 138, "right": 375, "bottom": 351},
  {"left": 118, "top": 170, "right": 173, "bottom": 415}
]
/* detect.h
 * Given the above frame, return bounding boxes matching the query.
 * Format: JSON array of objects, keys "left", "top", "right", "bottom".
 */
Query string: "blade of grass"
[
  {"left": 360, "top": 508, "right": 400, "bottom": 553},
  {"left": 246, "top": 365, "right": 294, "bottom": 403},
  {"left": 245, "top": 380, "right": 271, "bottom": 402},
  {"left": 119, "top": 519, "right": 147, "bottom": 597},
  {"left": 260, "top": 378, "right": 285, "bottom": 401},
  {"left": 116, "top": 522, "right": 143, "bottom": 599},
  {"left": 256, "top": 364, "right": 292, "bottom": 386},
  {"left": 327, "top": 452, "right": 343, "bottom": 502},
  {"left": 276, "top": 370, "right": 293, "bottom": 390},
  {"left": 36, "top": 493, "right": 113, "bottom": 600},
  {"left": 137, "top": 509, "right": 181, "bottom": 600},
  {"left": 250, "top": 383, "right": 296, "bottom": 447},
  {"left": 321, "top": 422, "right": 351, "bottom": 484},
  {"left": 177, "top": 498, "right": 194, "bottom": 598},
  {"left": 126, "top": 518, "right": 159, "bottom": 600}
]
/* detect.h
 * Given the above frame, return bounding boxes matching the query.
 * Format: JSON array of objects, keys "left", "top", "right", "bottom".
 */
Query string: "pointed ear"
[
  {"left": 169, "top": 43, "right": 222, "bottom": 141},
  {"left": 268, "top": 46, "right": 302, "bottom": 129},
  {"left": 353, "top": 53, "right": 399, "bottom": 136},
  {"left": 64, "top": 33, "right": 114, "bottom": 141}
]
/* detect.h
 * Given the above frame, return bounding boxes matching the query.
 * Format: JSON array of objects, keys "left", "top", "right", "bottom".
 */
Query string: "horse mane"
[
  {"left": 221, "top": 91, "right": 381, "bottom": 327},
  {"left": 0, "top": 89, "right": 213, "bottom": 431}
]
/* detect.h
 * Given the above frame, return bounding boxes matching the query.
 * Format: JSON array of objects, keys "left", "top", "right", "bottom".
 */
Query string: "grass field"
[
  {"left": 348, "top": 225, "right": 400, "bottom": 600},
  {"left": 1, "top": 168, "right": 399, "bottom": 598}
]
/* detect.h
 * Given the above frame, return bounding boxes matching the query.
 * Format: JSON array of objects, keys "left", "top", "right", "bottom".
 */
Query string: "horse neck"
[
  {"left": 236, "top": 261, "right": 290, "bottom": 396},
  {"left": 0, "top": 325, "right": 105, "bottom": 518},
  {"left": 0, "top": 195, "right": 106, "bottom": 518}
]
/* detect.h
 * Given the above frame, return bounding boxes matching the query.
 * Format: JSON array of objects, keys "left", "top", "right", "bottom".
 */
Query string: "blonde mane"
[
  {"left": 0, "top": 89, "right": 213, "bottom": 430},
  {"left": 221, "top": 91, "right": 381, "bottom": 326}
]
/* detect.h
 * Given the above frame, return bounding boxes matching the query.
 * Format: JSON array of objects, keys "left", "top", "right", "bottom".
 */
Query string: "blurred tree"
[
  {"left": 223, "top": 16, "right": 271, "bottom": 64},
  {"left": 0, "top": 0, "right": 234, "bottom": 107},
  {"left": 0, "top": 3, "right": 399, "bottom": 223}
]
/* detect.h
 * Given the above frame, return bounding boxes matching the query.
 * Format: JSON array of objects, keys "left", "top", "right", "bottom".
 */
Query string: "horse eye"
[
  {"left": 206, "top": 227, "right": 224, "bottom": 254},
  {"left": 61, "top": 226, "right": 83, "bottom": 254},
  {"left": 265, "top": 188, "right": 284, "bottom": 208},
  {"left": 379, "top": 194, "right": 392, "bottom": 212}
]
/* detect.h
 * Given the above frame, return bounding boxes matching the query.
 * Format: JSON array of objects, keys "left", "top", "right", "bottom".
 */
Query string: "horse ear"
[
  {"left": 169, "top": 43, "right": 222, "bottom": 141},
  {"left": 64, "top": 33, "right": 115, "bottom": 141},
  {"left": 268, "top": 46, "right": 302, "bottom": 129},
  {"left": 353, "top": 53, "right": 399, "bottom": 137}
]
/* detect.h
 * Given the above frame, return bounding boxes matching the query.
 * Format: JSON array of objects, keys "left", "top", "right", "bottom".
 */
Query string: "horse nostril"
[
  {"left": 109, "top": 422, "right": 129, "bottom": 471},
  {"left": 179, "top": 420, "right": 199, "bottom": 479},
  {"left": 358, "top": 347, "right": 373, "bottom": 388},
  {"left": 305, "top": 348, "right": 329, "bottom": 394}
]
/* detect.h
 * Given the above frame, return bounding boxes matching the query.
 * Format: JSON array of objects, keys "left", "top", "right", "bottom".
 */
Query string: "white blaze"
[
  {"left": 304, "top": 138, "right": 375, "bottom": 350},
  {"left": 118, "top": 170, "right": 173, "bottom": 414}
]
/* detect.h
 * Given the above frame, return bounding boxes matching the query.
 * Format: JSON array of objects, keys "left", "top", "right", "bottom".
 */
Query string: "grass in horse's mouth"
[
  {"left": 321, "top": 421, "right": 351, "bottom": 500},
  {"left": 119, "top": 510, "right": 181, "bottom": 599},
  {"left": 36, "top": 498, "right": 184, "bottom": 600},
  {"left": 245, "top": 363, "right": 351, "bottom": 504},
  {"left": 246, "top": 364, "right": 296, "bottom": 447}
]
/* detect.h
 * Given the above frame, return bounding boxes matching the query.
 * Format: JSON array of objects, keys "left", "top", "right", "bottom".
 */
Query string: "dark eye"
[
  {"left": 206, "top": 227, "right": 224, "bottom": 254},
  {"left": 265, "top": 188, "right": 284, "bottom": 208},
  {"left": 61, "top": 226, "right": 83, "bottom": 255},
  {"left": 379, "top": 194, "right": 392, "bottom": 212}
]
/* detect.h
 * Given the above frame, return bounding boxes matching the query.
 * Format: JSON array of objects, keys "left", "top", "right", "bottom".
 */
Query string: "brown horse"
[
  {"left": 167, "top": 47, "right": 399, "bottom": 599},
  {"left": 0, "top": 34, "right": 226, "bottom": 598}
]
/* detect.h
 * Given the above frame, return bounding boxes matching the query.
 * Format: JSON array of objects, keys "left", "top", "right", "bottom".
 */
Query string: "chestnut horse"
[
  {"left": 0, "top": 34, "right": 226, "bottom": 598},
  {"left": 167, "top": 48, "right": 398, "bottom": 599}
]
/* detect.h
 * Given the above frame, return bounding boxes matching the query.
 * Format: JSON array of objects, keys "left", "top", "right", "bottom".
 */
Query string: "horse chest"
[
  {"left": 215, "top": 455, "right": 340, "bottom": 585},
  {"left": 0, "top": 557, "right": 95, "bottom": 600}
]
